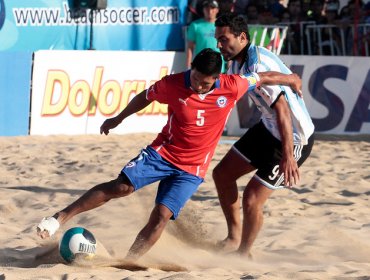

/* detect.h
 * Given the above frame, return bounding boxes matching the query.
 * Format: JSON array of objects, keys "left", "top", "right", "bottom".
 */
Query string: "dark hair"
[
  {"left": 215, "top": 12, "right": 250, "bottom": 41},
  {"left": 191, "top": 48, "right": 222, "bottom": 76}
]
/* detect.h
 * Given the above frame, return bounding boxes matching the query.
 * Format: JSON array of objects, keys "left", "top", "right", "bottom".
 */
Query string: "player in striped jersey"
[
  {"left": 213, "top": 13, "right": 315, "bottom": 258},
  {"left": 36, "top": 49, "right": 302, "bottom": 261}
]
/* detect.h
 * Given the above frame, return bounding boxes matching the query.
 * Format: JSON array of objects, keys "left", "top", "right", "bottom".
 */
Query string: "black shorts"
[{"left": 233, "top": 121, "right": 314, "bottom": 189}]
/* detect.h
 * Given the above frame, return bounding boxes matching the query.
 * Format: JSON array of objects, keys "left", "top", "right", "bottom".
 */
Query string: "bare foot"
[
  {"left": 215, "top": 237, "right": 240, "bottom": 253},
  {"left": 237, "top": 250, "right": 253, "bottom": 260},
  {"left": 217, "top": 249, "right": 253, "bottom": 261}
]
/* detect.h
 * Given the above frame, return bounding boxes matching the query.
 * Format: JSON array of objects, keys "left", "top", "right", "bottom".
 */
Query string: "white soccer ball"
[{"left": 59, "top": 227, "right": 97, "bottom": 263}]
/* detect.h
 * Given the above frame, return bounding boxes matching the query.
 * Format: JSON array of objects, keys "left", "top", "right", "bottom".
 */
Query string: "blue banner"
[
  {"left": 0, "top": 51, "right": 32, "bottom": 136},
  {"left": 0, "top": 0, "right": 187, "bottom": 51}
]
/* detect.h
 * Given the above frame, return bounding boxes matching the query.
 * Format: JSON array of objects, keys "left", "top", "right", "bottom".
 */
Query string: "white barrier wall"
[
  {"left": 31, "top": 51, "right": 370, "bottom": 135},
  {"left": 31, "top": 51, "right": 186, "bottom": 135}
]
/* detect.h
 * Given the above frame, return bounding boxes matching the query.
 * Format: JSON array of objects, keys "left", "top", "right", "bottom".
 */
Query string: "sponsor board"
[
  {"left": 227, "top": 55, "right": 370, "bottom": 135},
  {"left": 31, "top": 50, "right": 186, "bottom": 135}
]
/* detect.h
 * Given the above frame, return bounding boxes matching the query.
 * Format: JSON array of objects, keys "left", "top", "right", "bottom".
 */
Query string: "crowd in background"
[{"left": 186, "top": 0, "right": 370, "bottom": 56}]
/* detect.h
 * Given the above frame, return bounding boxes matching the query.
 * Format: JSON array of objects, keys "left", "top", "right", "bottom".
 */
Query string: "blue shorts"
[{"left": 121, "top": 146, "right": 204, "bottom": 220}]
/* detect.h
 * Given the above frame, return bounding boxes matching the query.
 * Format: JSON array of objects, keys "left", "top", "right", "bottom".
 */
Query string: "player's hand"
[
  {"left": 289, "top": 73, "right": 303, "bottom": 97},
  {"left": 279, "top": 156, "right": 300, "bottom": 188},
  {"left": 100, "top": 117, "right": 121, "bottom": 135}
]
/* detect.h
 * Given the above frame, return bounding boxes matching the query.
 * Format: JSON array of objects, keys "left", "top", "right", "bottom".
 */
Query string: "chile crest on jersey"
[{"left": 216, "top": 96, "right": 227, "bottom": 108}]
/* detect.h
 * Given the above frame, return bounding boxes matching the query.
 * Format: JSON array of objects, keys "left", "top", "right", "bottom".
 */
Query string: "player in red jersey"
[{"left": 36, "top": 48, "right": 302, "bottom": 261}]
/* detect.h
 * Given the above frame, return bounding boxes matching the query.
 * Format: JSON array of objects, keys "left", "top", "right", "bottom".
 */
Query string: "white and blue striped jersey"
[{"left": 227, "top": 45, "right": 315, "bottom": 145}]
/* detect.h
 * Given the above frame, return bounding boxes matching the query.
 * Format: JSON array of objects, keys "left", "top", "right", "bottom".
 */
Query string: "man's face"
[
  {"left": 203, "top": 6, "right": 219, "bottom": 21},
  {"left": 190, "top": 69, "right": 217, "bottom": 94},
  {"left": 215, "top": 26, "right": 246, "bottom": 61}
]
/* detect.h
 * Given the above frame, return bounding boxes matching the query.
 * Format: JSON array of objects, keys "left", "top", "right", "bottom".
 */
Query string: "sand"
[{"left": 1, "top": 133, "right": 370, "bottom": 279}]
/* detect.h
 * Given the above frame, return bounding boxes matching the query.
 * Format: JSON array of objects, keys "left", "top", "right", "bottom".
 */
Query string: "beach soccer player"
[{"left": 213, "top": 13, "right": 315, "bottom": 257}]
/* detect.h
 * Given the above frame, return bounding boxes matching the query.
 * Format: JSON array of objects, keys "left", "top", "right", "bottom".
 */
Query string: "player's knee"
[
  {"left": 107, "top": 178, "right": 133, "bottom": 197},
  {"left": 156, "top": 213, "right": 170, "bottom": 230},
  {"left": 150, "top": 206, "right": 172, "bottom": 230},
  {"left": 115, "top": 183, "right": 132, "bottom": 196},
  {"left": 212, "top": 164, "right": 225, "bottom": 183},
  {"left": 242, "top": 190, "right": 260, "bottom": 213}
]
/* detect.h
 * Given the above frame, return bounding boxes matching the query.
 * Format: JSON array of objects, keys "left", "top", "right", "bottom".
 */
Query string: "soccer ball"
[{"left": 59, "top": 227, "right": 97, "bottom": 263}]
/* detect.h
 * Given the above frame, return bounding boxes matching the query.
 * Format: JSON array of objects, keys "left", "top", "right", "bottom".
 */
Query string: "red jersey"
[{"left": 147, "top": 70, "right": 259, "bottom": 178}]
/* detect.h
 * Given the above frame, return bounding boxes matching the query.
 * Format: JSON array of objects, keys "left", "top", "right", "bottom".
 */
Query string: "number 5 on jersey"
[{"left": 196, "top": 110, "right": 205, "bottom": 126}]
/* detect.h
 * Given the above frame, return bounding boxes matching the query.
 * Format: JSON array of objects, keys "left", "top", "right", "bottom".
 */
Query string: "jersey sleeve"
[
  {"left": 254, "top": 56, "right": 289, "bottom": 107},
  {"left": 146, "top": 76, "right": 169, "bottom": 104},
  {"left": 240, "top": 72, "right": 260, "bottom": 91},
  {"left": 231, "top": 72, "right": 260, "bottom": 100}
]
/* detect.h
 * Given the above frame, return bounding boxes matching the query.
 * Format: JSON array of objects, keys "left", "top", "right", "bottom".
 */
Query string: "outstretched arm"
[
  {"left": 100, "top": 90, "right": 152, "bottom": 135},
  {"left": 258, "top": 71, "right": 302, "bottom": 96}
]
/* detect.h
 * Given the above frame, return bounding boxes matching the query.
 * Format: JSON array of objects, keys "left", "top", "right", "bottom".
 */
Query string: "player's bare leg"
[
  {"left": 37, "top": 175, "right": 134, "bottom": 239},
  {"left": 237, "top": 178, "right": 273, "bottom": 257},
  {"left": 212, "top": 149, "right": 256, "bottom": 253},
  {"left": 125, "top": 204, "right": 173, "bottom": 261}
]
